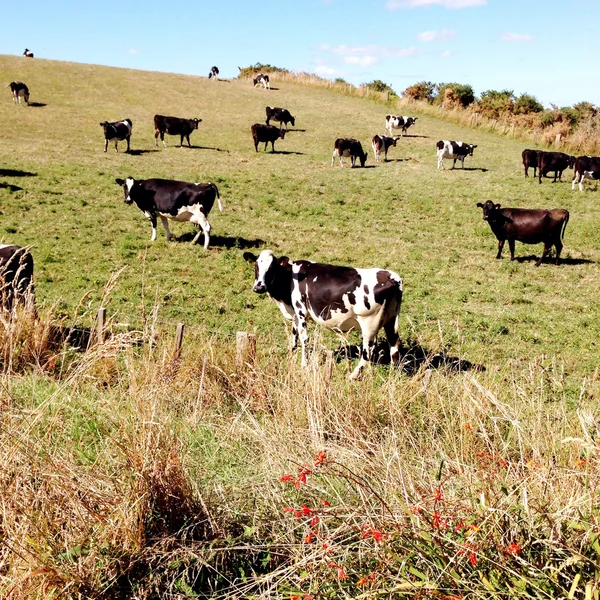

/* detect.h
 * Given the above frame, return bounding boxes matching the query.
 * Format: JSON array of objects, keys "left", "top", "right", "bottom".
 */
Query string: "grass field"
[{"left": 1, "top": 55, "right": 599, "bottom": 599}]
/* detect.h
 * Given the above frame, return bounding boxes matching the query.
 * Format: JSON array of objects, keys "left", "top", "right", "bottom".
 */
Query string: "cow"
[
  {"left": 0, "top": 245, "right": 35, "bottom": 312},
  {"left": 572, "top": 156, "right": 600, "bottom": 191},
  {"left": 208, "top": 66, "right": 219, "bottom": 79},
  {"left": 385, "top": 115, "right": 418, "bottom": 137},
  {"left": 8, "top": 82, "right": 29, "bottom": 105},
  {"left": 251, "top": 123, "right": 286, "bottom": 152},
  {"left": 23, "top": 48, "right": 34, "bottom": 58},
  {"left": 243, "top": 250, "right": 403, "bottom": 379},
  {"left": 100, "top": 119, "right": 132, "bottom": 153},
  {"left": 115, "top": 178, "right": 223, "bottom": 249},
  {"left": 253, "top": 74, "right": 270, "bottom": 89},
  {"left": 436, "top": 140, "right": 477, "bottom": 170},
  {"left": 331, "top": 138, "right": 368, "bottom": 168},
  {"left": 153, "top": 115, "right": 202, "bottom": 148},
  {"left": 476, "top": 200, "right": 569, "bottom": 267},
  {"left": 371, "top": 135, "right": 399, "bottom": 162},
  {"left": 537, "top": 151, "right": 576, "bottom": 184},
  {"left": 522, "top": 149, "right": 541, "bottom": 178},
  {"left": 265, "top": 106, "right": 295, "bottom": 130}
]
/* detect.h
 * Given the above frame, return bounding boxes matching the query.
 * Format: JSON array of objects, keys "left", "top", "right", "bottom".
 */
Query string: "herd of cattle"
[{"left": 1, "top": 69, "right": 597, "bottom": 377}]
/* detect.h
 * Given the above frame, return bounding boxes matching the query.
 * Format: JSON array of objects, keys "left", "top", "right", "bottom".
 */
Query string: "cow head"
[
  {"left": 568, "top": 155, "right": 576, "bottom": 169},
  {"left": 359, "top": 151, "right": 368, "bottom": 167},
  {"left": 290, "top": 115, "right": 296, "bottom": 127},
  {"left": 468, "top": 144, "right": 477, "bottom": 156},
  {"left": 192, "top": 118, "right": 202, "bottom": 130},
  {"left": 279, "top": 129, "right": 287, "bottom": 140},
  {"left": 115, "top": 177, "right": 135, "bottom": 204},
  {"left": 476, "top": 200, "right": 500, "bottom": 220},
  {"left": 244, "top": 250, "right": 290, "bottom": 294}
]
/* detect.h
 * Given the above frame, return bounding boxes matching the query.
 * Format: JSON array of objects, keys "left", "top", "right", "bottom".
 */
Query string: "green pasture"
[{"left": 1, "top": 54, "right": 599, "bottom": 381}]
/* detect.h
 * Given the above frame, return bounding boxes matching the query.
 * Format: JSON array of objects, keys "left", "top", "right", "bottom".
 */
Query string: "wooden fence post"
[
  {"left": 174, "top": 322, "right": 185, "bottom": 360},
  {"left": 236, "top": 332, "right": 256, "bottom": 369},
  {"left": 97, "top": 307, "right": 106, "bottom": 345},
  {"left": 555, "top": 133, "right": 562, "bottom": 148}
]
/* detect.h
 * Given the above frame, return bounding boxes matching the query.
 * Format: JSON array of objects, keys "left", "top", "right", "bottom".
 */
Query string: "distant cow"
[
  {"left": 115, "top": 177, "right": 223, "bottom": 249},
  {"left": 8, "top": 82, "right": 29, "bottom": 105},
  {"left": 522, "top": 149, "right": 541, "bottom": 178},
  {"left": 208, "top": 66, "right": 219, "bottom": 79},
  {"left": 23, "top": 48, "right": 34, "bottom": 58},
  {"left": 476, "top": 200, "right": 569, "bottom": 266},
  {"left": 385, "top": 115, "right": 417, "bottom": 137},
  {"left": 436, "top": 140, "right": 477, "bottom": 170},
  {"left": 253, "top": 74, "right": 270, "bottom": 89},
  {"left": 100, "top": 119, "right": 132, "bottom": 153},
  {"left": 371, "top": 135, "right": 399, "bottom": 162},
  {"left": 153, "top": 115, "right": 202, "bottom": 147},
  {"left": 244, "top": 249, "right": 403, "bottom": 379},
  {"left": 251, "top": 123, "right": 286, "bottom": 152},
  {"left": 332, "top": 138, "right": 368, "bottom": 168},
  {"left": 265, "top": 106, "right": 295, "bottom": 130},
  {"left": 572, "top": 155, "right": 600, "bottom": 191},
  {"left": 0, "top": 245, "right": 35, "bottom": 311},
  {"left": 538, "top": 151, "right": 575, "bottom": 184}
]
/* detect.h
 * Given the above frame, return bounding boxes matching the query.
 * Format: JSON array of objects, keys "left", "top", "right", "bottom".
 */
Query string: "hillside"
[{"left": 1, "top": 56, "right": 599, "bottom": 599}]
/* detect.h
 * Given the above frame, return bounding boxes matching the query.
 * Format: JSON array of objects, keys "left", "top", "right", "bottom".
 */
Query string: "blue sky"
[{"left": 2, "top": 0, "right": 596, "bottom": 108}]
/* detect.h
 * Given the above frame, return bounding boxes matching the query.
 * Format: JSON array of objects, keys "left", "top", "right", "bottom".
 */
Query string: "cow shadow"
[
  {"left": 333, "top": 342, "right": 485, "bottom": 375},
  {"left": 127, "top": 149, "right": 159, "bottom": 156},
  {"left": 0, "top": 169, "right": 36, "bottom": 177},
  {"left": 0, "top": 183, "right": 23, "bottom": 192},
  {"left": 458, "top": 167, "right": 488, "bottom": 172},
  {"left": 403, "top": 134, "right": 429, "bottom": 139},
  {"left": 286, "top": 129, "right": 307, "bottom": 133},
  {"left": 275, "top": 150, "right": 304, "bottom": 156},
  {"left": 382, "top": 158, "right": 410, "bottom": 163},
  {"left": 514, "top": 255, "right": 595, "bottom": 266},
  {"left": 190, "top": 145, "right": 230, "bottom": 152},
  {"left": 28, "top": 102, "right": 47, "bottom": 108},
  {"left": 176, "top": 233, "right": 265, "bottom": 249}
]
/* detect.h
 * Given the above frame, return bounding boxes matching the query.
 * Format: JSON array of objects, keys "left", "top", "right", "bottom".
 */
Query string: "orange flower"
[
  {"left": 304, "top": 531, "right": 314, "bottom": 544},
  {"left": 321, "top": 498, "right": 331, "bottom": 507},
  {"left": 434, "top": 488, "right": 443, "bottom": 502},
  {"left": 314, "top": 450, "right": 327, "bottom": 466},
  {"left": 469, "top": 551, "right": 477, "bottom": 566},
  {"left": 337, "top": 566, "right": 347, "bottom": 580},
  {"left": 432, "top": 511, "right": 442, "bottom": 528},
  {"left": 310, "top": 515, "right": 319, "bottom": 527},
  {"left": 357, "top": 576, "right": 369, "bottom": 586},
  {"left": 361, "top": 528, "right": 387, "bottom": 543},
  {"left": 281, "top": 474, "right": 294, "bottom": 484},
  {"left": 507, "top": 542, "right": 521, "bottom": 555},
  {"left": 464, "top": 422, "right": 473, "bottom": 431}
]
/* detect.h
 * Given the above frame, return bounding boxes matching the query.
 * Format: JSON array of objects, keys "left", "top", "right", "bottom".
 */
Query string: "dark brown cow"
[
  {"left": 251, "top": 123, "right": 286, "bottom": 152},
  {"left": 476, "top": 200, "right": 569, "bottom": 266},
  {"left": 538, "top": 151, "right": 576, "bottom": 184},
  {"left": 154, "top": 115, "right": 202, "bottom": 147},
  {"left": 522, "top": 149, "right": 541, "bottom": 178},
  {"left": 0, "top": 245, "right": 35, "bottom": 311}
]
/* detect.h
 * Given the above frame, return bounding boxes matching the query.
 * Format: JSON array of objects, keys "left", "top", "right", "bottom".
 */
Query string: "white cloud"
[
  {"left": 500, "top": 32, "right": 533, "bottom": 42},
  {"left": 315, "top": 65, "right": 338, "bottom": 75},
  {"left": 345, "top": 55, "right": 378, "bottom": 66},
  {"left": 128, "top": 48, "right": 139, "bottom": 55},
  {"left": 386, "top": 0, "right": 486, "bottom": 9},
  {"left": 417, "top": 28, "right": 456, "bottom": 41},
  {"left": 441, "top": 50, "right": 452, "bottom": 58}
]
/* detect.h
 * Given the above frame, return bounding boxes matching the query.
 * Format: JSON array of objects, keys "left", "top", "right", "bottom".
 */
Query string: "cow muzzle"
[{"left": 252, "top": 282, "right": 267, "bottom": 294}]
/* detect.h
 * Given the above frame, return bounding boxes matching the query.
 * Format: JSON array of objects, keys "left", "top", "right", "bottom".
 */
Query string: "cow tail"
[
  {"left": 561, "top": 211, "right": 569, "bottom": 240},
  {"left": 210, "top": 183, "right": 223, "bottom": 211}
]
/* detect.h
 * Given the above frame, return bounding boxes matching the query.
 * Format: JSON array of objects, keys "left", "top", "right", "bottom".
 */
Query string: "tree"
[
  {"left": 435, "top": 83, "right": 475, "bottom": 108},
  {"left": 514, "top": 93, "right": 544, "bottom": 115},
  {"left": 403, "top": 81, "right": 436, "bottom": 103},
  {"left": 478, "top": 89, "right": 515, "bottom": 118},
  {"left": 363, "top": 80, "right": 397, "bottom": 96}
]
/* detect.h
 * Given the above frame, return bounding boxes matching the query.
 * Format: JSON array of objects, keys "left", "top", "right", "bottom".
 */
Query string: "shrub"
[
  {"left": 403, "top": 81, "right": 436, "bottom": 103},
  {"left": 363, "top": 79, "right": 397, "bottom": 96}
]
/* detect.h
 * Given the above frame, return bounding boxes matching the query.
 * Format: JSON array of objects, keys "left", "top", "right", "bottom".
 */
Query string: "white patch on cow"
[
  {"left": 124, "top": 177, "right": 135, "bottom": 202},
  {"left": 313, "top": 276, "right": 318, "bottom": 282},
  {"left": 455, "top": 141, "right": 464, "bottom": 147},
  {"left": 0, "top": 244, "right": 13, "bottom": 250}
]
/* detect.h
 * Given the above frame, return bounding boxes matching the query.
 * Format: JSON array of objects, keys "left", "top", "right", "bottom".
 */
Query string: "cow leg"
[
  {"left": 349, "top": 326, "right": 378, "bottom": 380},
  {"left": 554, "top": 238, "right": 563, "bottom": 264},
  {"left": 149, "top": 214, "right": 158, "bottom": 241},
  {"left": 180, "top": 135, "right": 184, "bottom": 148},
  {"left": 496, "top": 239, "right": 505, "bottom": 259},
  {"left": 160, "top": 216, "right": 172, "bottom": 242},
  {"left": 104, "top": 139, "right": 108, "bottom": 152},
  {"left": 190, "top": 212, "right": 211, "bottom": 249},
  {"left": 508, "top": 239, "right": 516, "bottom": 261},
  {"left": 264, "top": 142, "right": 268, "bottom": 151},
  {"left": 154, "top": 130, "right": 159, "bottom": 147},
  {"left": 186, "top": 135, "right": 192, "bottom": 148},
  {"left": 114, "top": 139, "right": 119, "bottom": 153},
  {"left": 270, "top": 141, "right": 275, "bottom": 153},
  {"left": 296, "top": 310, "right": 309, "bottom": 367},
  {"left": 383, "top": 310, "right": 402, "bottom": 367},
  {"left": 126, "top": 136, "right": 130, "bottom": 152},
  {"left": 536, "top": 243, "right": 551, "bottom": 267}
]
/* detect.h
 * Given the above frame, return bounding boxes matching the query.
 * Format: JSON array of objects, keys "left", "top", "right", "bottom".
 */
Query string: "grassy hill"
[{"left": 1, "top": 56, "right": 599, "bottom": 599}]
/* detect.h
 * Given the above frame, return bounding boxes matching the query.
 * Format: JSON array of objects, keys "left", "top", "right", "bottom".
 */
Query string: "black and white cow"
[
  {"left": 572, "top": 156, "right": 600, "bottom": 191},
  {"left": 436, "top": 140, "right": 477, "bottom": 170},
  {"left": 8, "top": 82, "right": 30, "bottom": 105},
  {"left": 253, "top": 74, "right": 270, "bottom": 89},
  {"left": 265, "top": 106, "right": 295, "bottom": 130},
  {"left": 251, "top": 123, "right": 286, "bottom": 152},
  {"left": 153, "top": 115, "right": 202, "bottom": 147},
  {"left": 100, "top": 119, "right": 132, "bottom": 153},
  {"left": 385, "top": 115, "right": 418, "bottom": 137},
  {"left": 208, "top": 66, "right": 219, "bottom": 79},
  {"left": 0, "top": 245, "right": 35, "bottom": 311},
  {"left": 244, "top": 250, "right": 403, "bottom": 379},
  {"left": 332, "top": 138, "right": 368, "bottom": 168},
  {"left": 371, "top": 135, "right": 399, "bottom": 162},
  {"left": 23, "top": 48, "right": 34, "bottom": 58},
  {"left": 115, "top": 177, "right": 223, "bottom": 249}
]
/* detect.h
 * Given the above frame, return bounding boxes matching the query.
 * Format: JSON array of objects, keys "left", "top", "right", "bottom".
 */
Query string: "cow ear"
[
  {"left": 243, "top": 252, "right": 257, "bottom": 264},
  {"left": 115, "top": 178, "right": 124, "bottom": 186},
  {"left": 279, "top": 256, "right": 290, "bottom": 267},
  {"left": 473, "top": 145, "right": 478, "bottom": 148},
  {"left": 476, "top": 202, "right": 483, "bottom": 208},
  {"left": 495, "top": 203, "right": 501, "bottom": 210}
]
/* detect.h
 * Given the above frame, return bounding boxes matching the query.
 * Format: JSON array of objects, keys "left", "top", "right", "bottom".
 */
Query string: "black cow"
[
  {"left": 153, "top": 115, "right": 202, "bottom": 148},
  {"left": 538, "top": 151, "right": 576, "bottom": 184},
  {"left": 385, "top": 115, "right": 418, "bottom": 136},
  {"left": 251, "top": 123, "right": 286, "bottom": 152},
  {"left": 436, "top": 140, "right": 477, "bottom": 169},
  {"left": 0, "top": 245, "right": 35, "bottom": 311},
  {"left": 8, "top": 82, "right": 29, "bottom": 105},
  {"left": 332, "top": 138, "right": 368, "bottom": 168},
  {"left": 100, "top": 119, "right": 132, "bottom": 153},
  {"left": 265, "top": 106, "right": 295, "bottom": 130},
  {"left": 23, "top": 48, "right": 34, "bottom": 58},
  {"left": 522, "top": 149, "right": 541, "bottom": 178},
  {"left": 253, "top": 74, "right": 270, "bottom": 89},
  {"left": 476, "top": 200, "right": 569, "bottom": 266},
  {"left": 208, "top": 66, "right": 219, "bottom": 79},
  {"left": 371, "top": 135, "right": 399, "bottom": 162},
  {"left": 115, "top": 177, "right": 223, "bottom": 249},
  {"left": 244, "top": 250, "right": 403, "bottom": 379},
  {"left": 572, "top": 156, "right": 600, "bottom": 191}
]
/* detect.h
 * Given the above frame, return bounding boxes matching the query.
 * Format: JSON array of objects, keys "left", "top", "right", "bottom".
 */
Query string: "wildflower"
[
  {"left": 314, "top": 450, "right": 327, "bottom": 466},
  {"left": 337, "top": 566, "right": 347, "bottom": 580},
  {"left": 304, "top": 531, "right": 314, "bottom": 544},
  {"left": 284, "top": 507, "right": 294, "bottom": 513},
  {"left": 454, "top": 521, "right": 464, "bottom": 532},
  {"left": 321, "top": 541, "right": 333, "bottom": 554},
  {"left": 498, "top": 458, "right": 509, "bottom": 468},
  {"left": 310, "top": 515, "right": 319, "bottom": 527},
  {"left": 469, "top": 550, "right": 477, "bottom": 566},
  {"left": 432, "top": 511, "right": 442, "bottom": 528},
  {"left": 464, "top": 422, "right": 473, "bottom": 431},
  {"left": 410, "top": 505, "right": 423, "bottom": 515},
  {"left": 361, "top": 528, "right": 387, "bottom": 543},
  {"left": 434, "top": 488, "right": 443, "bottom": 502},
  {"left": 357, "top": 576, "right": 369, "bottom": 586},
  {"left": 281, "top": 474, "right": 295, "bottom": 484},
  {"left": 506, "top": 542, "right": 521, "bottom": 556},
  {"left": 321, "top": 498, "right": 331, "bottom": 507}
]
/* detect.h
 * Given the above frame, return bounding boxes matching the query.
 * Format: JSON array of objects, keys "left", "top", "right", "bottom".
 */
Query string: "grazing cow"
[
  {"left": 385, "top": 115, "right": 418, "bottom": 137},
  {"left": 332, "top": 138, "right": 368, "bottom": 168},
  {"left": 572, "top": 155, "right": 600, "bottom": 191},
  {"left": 265, "top": 106, "right": 295, "bottom": 130},
  {"left": 8, "top": 82, "right": 30, "bottom": 105},
  {"left": 115, "top": 177, "right": 223, "bottom": 249},
  {"left": 436, "top": 140, "right": 477, "bottom": 170},
  {"left": 244, "top": 249, "right": 403, "bottom": 379},
  {"left": 476, "top": 200, "right": 569, "bottom": 266},
  {"left": 208, "top": 66, "right": 219, "bottom": 79},
  {"left": 251, "top": 123, "right": 286, "bottom": 152},
  {"left": 522, "top": 149, "right": 541, "bottom": 178},
  {"left": 0, "top": 245, "right": 35, "bottom": 311},
  {"left": 153, "top": 115, "right": 202, "bottom": 148},
  {"left": 253, "top": 74, "right": 270, "bottom": 89},
  {"left": 371, "top": 135, "right": 399, "bottom": 162},
  {"left": 537, "top": 151, "right": 576, "bottom": 184},
  {"left": 23, "top": 48, "right": 34, "bottom": 58},
  {"left": 100, "top": 119, "right": 132, "bottom": 153}
]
